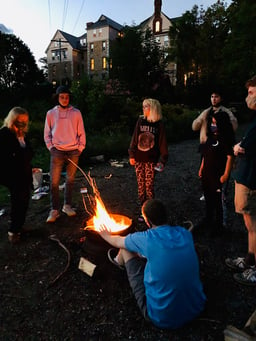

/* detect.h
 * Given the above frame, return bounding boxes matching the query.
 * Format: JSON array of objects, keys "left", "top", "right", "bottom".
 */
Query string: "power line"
[
  {"left": 48, "top": 0, "right": 52, "bottom": 32},
  {"left": 62, "top": 0, "right": 69, "bottom": 30},
  {"left": 72, "top": 0, "right": 86, "bottom": 34}
]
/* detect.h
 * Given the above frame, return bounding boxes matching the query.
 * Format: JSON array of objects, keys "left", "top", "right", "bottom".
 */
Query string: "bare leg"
[
  {"left": 243, "top": 213, "right": 256, "bottom": 262},
  {"left": 115, "top": 248, "right": 138, "bottom": 265}
]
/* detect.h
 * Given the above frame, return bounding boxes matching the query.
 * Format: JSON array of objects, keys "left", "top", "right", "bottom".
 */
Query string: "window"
[
  {"left": 99, "top": 28, "right": 102, "bottom": 37},
  {"left": 102, "top": 57, "right": 107, "bottom": 70},
  {"left": 164, "top": 35, "right": 169, "bottom": 47},
  {"left": 102, "top": 41, "right": 106, "bottom": 51},
  {"left": 155, "top": 20, "right": 160, "bottom": 33},
  {"left": 90, "top": 43, "right": 94, "bottom": 52},
  {"left": 90, "top": 58, "right": 95, "bottom": 70},
  {"left": 80, "top": 38, "right": 86, "bottom": 46},
  {"left": 62, "top": 50, "right": 67, "bottom": 59},
  {"left": 93, "top": 29, "right": 96, "bottom": 37}
]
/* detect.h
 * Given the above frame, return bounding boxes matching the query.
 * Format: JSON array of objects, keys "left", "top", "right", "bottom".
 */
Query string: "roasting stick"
[{"left": 48, "top": 234, "right": 71, "bottom": 287}]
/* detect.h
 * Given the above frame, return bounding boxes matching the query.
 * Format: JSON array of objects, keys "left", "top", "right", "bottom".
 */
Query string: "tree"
[
  {"left": 169, "top": 6, "right": 202, "bottom": 88},
  {"left": 109, "top": 26, "right": 166, "bottom": 99},
  {"left": 0, "top": 32, "right": 44, "bottom": 92},
  {"left": 197, "top": 1, "right": 230, "bottom": 87},
  {"left": 39, "top": 57, "right": 48, "bottom": 78},
  {"left": 222, "top": 0, "right": 256, "bottom": 97}
]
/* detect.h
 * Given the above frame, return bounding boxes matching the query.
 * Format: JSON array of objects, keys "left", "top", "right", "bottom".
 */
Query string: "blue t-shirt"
[{"left": 124, "top": 225, "right": 206, "bottom": 329}]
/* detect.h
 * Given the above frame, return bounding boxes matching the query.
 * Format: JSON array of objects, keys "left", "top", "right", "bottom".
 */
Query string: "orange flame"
[{"left": 87, "top": 198, "right": 131, "bottom": 233}]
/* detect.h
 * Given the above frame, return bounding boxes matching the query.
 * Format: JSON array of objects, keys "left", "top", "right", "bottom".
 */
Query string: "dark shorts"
[{"left": 125, "top": 256, "right": 149, "bottom": 320}]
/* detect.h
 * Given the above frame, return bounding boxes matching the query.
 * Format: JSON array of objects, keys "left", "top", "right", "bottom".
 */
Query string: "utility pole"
[{"left": 51, "top": 38, "right": 68, "bottom": 85}]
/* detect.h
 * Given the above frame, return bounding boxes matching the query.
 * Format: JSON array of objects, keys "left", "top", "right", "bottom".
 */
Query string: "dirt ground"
[{"left": 0, "top": 135, "right": 256, "bottom": 341}]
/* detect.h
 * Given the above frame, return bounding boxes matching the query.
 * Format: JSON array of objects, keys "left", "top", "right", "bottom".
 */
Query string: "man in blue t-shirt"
[{"left": 98, "top": 199, "right": 206, "bottom": 329}]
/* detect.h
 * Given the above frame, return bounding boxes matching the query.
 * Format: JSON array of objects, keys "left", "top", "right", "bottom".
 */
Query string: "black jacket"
[{"left": 0, "top": 127, "right": 33, "bottom": 188}]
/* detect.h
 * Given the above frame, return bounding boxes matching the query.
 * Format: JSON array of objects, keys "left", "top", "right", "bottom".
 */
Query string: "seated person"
[{"left": 98, "top": 199, "right": 206, "bottom": 329}]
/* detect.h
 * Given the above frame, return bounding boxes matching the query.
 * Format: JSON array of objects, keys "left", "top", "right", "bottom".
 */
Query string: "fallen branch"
[
  {"left": 183, "top": 220, "right": 194, "bottom": 232},
  {"left": 48, "top": 234, "right": 71, "bottom": 287}
]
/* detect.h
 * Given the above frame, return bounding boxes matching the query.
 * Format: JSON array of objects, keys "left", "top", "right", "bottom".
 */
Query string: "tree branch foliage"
[
  {"left": 169, "top": 0, "right": 256, "bottom": 104},
  {"left": 0, "top": 32, "right": 44, "bottom": 91}
]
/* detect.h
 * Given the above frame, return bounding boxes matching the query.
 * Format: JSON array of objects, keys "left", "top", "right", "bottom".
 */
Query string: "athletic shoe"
[
  {"left": 62, "top": 204, "right": 76, "bottom": 217},
  {"left": 8, "top": 232, "right": 21, "bottom": 243},
  {"left": 107, "top": 248, "right": 125, "bottom": 270},
  {"left": 225, "top": 257, "right": 255, "bottom": 271},
  {"left": 233, "top": 268, "right": 256, "bottom": 286},
  {"left": 46, "top": 209, "right": 60, "bottom": 223}
]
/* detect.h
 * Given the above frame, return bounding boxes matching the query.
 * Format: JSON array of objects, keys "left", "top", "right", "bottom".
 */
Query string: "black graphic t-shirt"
[{"left": 129, "top": 117, "right": 168, "bottom": 164}]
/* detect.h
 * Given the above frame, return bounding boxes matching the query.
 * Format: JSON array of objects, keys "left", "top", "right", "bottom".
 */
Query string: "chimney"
[
  {"left": 86, "top": 22, "right": 94, "bottom": 29},
  {"left": 154, "top": 0, "right": 162, "bottom": 16}
]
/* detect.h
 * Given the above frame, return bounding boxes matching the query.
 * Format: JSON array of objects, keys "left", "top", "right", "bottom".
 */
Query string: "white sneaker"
[
  {"left": 46, "top": 209, "right": 60, "bottom": 223},
  {"left": 62, "top": 204, "right": 76, "bottom": 217}
]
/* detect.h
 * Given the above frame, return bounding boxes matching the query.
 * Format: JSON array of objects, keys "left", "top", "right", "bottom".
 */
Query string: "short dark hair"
[
  {"left": 245, "top": 75, "right": 256, "bottom": 89},
  {"left": 211, "top": 89, "right": 223, "bottom": 98},
  {"left": 142, "top": 199, "right": 168, "bottom": 226}
]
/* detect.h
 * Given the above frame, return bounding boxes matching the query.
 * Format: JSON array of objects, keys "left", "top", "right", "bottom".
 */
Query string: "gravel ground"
[{"left": 0, "top": 134, "right": 255, "bottom": 341}]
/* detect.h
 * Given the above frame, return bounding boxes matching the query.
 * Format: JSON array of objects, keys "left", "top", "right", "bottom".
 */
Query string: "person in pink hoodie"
[{"left": 44, "top": 85, "right": 86, "bottom": 223}]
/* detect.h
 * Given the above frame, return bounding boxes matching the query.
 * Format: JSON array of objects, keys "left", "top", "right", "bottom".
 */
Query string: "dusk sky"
[{"left": 0, "top": 0, "right": 231, "bottom": 65}]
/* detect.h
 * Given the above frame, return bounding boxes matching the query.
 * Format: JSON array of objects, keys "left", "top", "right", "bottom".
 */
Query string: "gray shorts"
[{"left": 125, "top": 256, "right": 149, "bottom": 320}]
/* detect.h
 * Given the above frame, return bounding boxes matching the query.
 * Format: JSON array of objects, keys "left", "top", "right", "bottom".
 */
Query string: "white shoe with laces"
[
  {"left": 62, "top": 204, "right": 76, "bottom": 217},
  {"left": 46, "top": 209, "right": 60, "bottom": 223}
]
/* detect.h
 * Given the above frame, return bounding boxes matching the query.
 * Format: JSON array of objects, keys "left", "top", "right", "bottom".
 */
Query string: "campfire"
[
  {"left": 86, "top": 197, "right": 132, "bottom": 234},
  {"left": 67, "top": 158, "right": 133, "bottom": 244}
]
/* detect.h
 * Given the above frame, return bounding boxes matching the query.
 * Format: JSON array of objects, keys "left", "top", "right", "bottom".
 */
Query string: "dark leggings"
[{"left": 9, "top": 184, "right": 31, "bottom": 233}]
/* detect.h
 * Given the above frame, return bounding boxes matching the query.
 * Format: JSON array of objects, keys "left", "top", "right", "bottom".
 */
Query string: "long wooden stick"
[{"left": 48, "top": 234, "right": 71, "bottom": 287}]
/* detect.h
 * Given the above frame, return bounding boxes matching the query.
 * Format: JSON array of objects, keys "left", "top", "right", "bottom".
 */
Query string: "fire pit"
[{"left": 83, "top": 214, "right": 134, "bottom": 257}]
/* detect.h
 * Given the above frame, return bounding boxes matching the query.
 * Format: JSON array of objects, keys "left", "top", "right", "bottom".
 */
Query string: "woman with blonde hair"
[
  {"left": 0, "top": 107, "right": 33, "bottom": 243},
  {"left": 129, "top": 98, "right": 168, "bottom": 221}
]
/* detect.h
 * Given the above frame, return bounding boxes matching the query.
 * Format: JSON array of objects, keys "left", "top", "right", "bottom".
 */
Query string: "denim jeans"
[{"left": 50, "top": 148, "right": 80, "bottom": 210}]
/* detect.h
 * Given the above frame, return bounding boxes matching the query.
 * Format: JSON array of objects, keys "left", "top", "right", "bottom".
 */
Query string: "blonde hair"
[
  {"left": 143, "top": 98, "right": 162, "bottom": 122},
  {"left": 3, "top": 106, "right": 29, "bottom": 132}
]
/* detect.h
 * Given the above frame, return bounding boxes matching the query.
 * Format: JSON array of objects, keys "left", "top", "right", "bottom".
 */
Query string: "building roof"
[
  {"left": 58, "top": 30, "right": 81, "bottom": 49},
  {"left": 87, "top": 14, "right": 123, "bottom": 31},
  {"left": 139, "top": 11, "right": 180, "bottom": 28},
  {"left": 45, "top": 30, "right": 86, "bottom": 53}
]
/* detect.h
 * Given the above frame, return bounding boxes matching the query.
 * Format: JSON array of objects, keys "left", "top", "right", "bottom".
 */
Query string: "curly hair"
[{"left": 245, "top": 75, "right": 256, "bottom": 88}]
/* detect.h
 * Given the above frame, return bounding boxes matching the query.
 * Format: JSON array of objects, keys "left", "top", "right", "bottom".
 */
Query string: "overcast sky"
[{"left": 0, "top": 0, "right": 232, "bottom": 65}]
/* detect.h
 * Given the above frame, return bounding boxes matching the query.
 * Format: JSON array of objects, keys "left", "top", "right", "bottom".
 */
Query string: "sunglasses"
[{"left": 14, "top": 121, "right": 27, "bottom": 129}]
